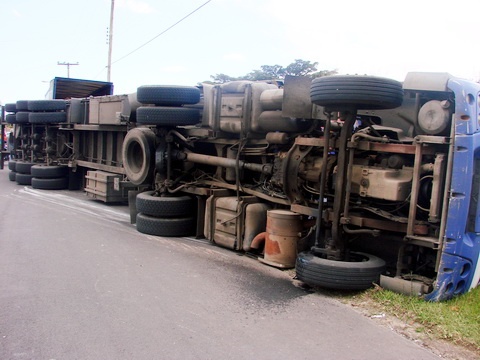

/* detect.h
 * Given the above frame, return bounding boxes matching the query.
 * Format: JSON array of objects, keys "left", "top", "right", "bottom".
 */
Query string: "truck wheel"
[
  {"left": 122, "top": 127, "right": 156, "bottom": 185},
  {"left": 29, "top": 112, "right": 67, "bottom": 124},
  {"left": 5, "top": 103, "right": 17, "bottom": 113},
  {"left": 31, "top": 164, "right": 68, "bottom": 178},
  {"left": 15, "top": 161, "right": 37, "bottom": 174},
  {"left": 27, "top": 100, "right": 66, "bottom": 111},
  {"left": 136, "top": 107, "right": 200, "bottom": 126},
  {"left": 31, "top": 177, "right": 68, "bottom": 190},
  {"left": 136, "top": 212, "right": 196, "bottom": 237},
  {"left": 15, "top": 173, "right": 34, "bottom": 185},
  {"left": 310, "top": 75, "right": 403, "bottom": 110},
  {"left": 295, "top": 251, "right": 386, "bottom": 290},
  {"left": 8, "top": 160, "right": 17, "bottom": 171},
  {"left": 137, "top": 85, "right": 200, "bottom": 106},
  {"left": 6, "top": 114, "right": 17, "bottom": 124},
  {"left": 15, "top": 112, "right": 30, "bottom": 123},
  {"left": 9, "top": 171, "right": 16, "bottom": 181},
  {"left": 15, "top": 100, "right": 29, "bottom": 111},
  {"left": 136, "top": 191, "right": 195, "bottom": 217}
]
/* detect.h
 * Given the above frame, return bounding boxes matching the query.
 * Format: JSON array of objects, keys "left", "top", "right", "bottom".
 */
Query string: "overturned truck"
[{"left": 3, "top": 72, "right": 480, "bottom": 301}]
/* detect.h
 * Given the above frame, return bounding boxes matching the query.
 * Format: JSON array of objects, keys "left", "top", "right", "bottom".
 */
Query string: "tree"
[
  {"left": 284, "top": 59, "right": 318, "bottom": 76},
  {"left": 246, "top": 69, "right": 271, "bottom": 81},
  {"left": 311, "top": 69, "right": 338, "bottom": 78},
  {"left": 259, "top": 64, "right": 286, "bottom": 78},
  {"left": 209, "top": 73, "right": 239, "bottom": 84},
  {"left": 208, "top": 59, "right": 336, "bottom": 83}
]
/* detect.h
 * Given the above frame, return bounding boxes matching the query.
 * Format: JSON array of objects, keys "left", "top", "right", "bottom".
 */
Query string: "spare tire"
[
  {"left": 137, "top": 85, "right": 200, "bottom": 106},
  {"left": 295, "top": 251, "right": 386, "bottom": 290},
  {"left": 310, "top": 75, "right": 403, "bottom": 110},
  {"left": 122, "top": 127, "right": 156, "bottom": 185}
]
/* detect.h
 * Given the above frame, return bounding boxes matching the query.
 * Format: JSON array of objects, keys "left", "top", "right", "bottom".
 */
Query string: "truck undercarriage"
[{"left": 3, "top": 72, "right": 479, "bottom": 301}]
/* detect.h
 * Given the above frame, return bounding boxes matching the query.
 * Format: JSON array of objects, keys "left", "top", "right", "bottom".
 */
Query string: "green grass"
[{"left": 359, "top": 285, "right": 480, "bottom": 351}]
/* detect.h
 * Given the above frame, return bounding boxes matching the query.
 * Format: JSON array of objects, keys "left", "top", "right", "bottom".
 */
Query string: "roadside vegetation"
[
  {"left": 206, "top": 59, "right": 337, "bottom": 83},
  {"left": 353, "top": 285, "right": 480, "bottom": 352}
]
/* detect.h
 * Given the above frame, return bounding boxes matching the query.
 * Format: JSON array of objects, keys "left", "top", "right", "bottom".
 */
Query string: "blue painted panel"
[
  {"left": 448, "top": 78, "right": 479, "bottom": 135},
  {"left": 429, "top": 78, "right": 480, "bottom": 300},
  {"left": 425, "top": 252, "right": 474, "bottom": 301}
]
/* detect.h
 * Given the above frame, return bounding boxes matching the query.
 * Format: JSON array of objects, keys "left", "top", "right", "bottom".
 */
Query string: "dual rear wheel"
[{"left": 135, "top": 191, "right": 196, "bottom": 237}]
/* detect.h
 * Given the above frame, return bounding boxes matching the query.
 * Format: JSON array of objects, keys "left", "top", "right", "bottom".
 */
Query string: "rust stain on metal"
[{"left": 265, "top": 235, "right": 281, "bottom": 255}]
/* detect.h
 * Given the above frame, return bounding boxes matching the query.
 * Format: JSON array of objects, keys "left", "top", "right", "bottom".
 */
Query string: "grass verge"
[{"left": 357, "top": 285, "right": 480, "bottom": 352}]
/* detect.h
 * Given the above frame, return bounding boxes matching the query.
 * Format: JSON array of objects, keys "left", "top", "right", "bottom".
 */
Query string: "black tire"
[
  {"left": 136, "top": 106, "right": 200, "bottom": 126},
  {"left": 136, "top": 212, "right": 196, "bottom": 237},
  {"left": 310, "top": 75, "right": 403, "bottom": 110},
  {"left": 15, "top": 161, "right": 37, "bottom": 174},
  {"left": 5, "top": 103, "right": 17, "bottom": 113},
  {"left": 27, "top": 100, "right": 66, "bottom": 112},
  {"left": 295, "top": 251, "right": 386, "bottom": 290},
  {"left": 29, "top": 112, "right": 67, "bottom": 124},
  {"left": 31, "top": 164, "right": 68, "bottom": 178},
  {"left": 122, "top": 127, "right": 156, "bottom": 185},
  {"left": 9, "top": 171, "right": 16, "bottom": 181},
  {"left": 5, "top": 114, "right": 17, "bottom": 124},
  {"left": 8, "top": 160, "right": 17, "bottom": 171},
  {"left": 136, "top": 191, "right": 195, "bottom": 217},
  {"left": 16, "top": 173, "right": 34, "bottom": 185},
  {"left": 137, "top": 85, "right": 200, "bottom": 106},
  {"left": 16, "top": 100, "right": 29, "bottom": 111},
  {"left": 15, "top": 112, "right": 30, "bottom": 123},
  {"left": 6, "top": 114, "right": 17, "bottom": 124},
  {"left": 31, "top": 177, "right": 68, "bottom": 190}
]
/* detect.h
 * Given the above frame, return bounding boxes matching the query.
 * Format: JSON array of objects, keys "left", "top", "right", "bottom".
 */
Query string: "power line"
[
  {"left": 92, "top": 0, "right": 212, "bottom": 80},
  {"left": 111, "top": 0, "right": 212, "bottom": 66},
  {"left": 93, "top": 66, "right": 107, "bottom": 80}
]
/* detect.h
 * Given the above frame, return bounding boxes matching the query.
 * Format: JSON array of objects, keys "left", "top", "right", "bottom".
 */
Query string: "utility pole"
[
  {"left": 107, "top": 0, "right": 115, "bottom": 82},
  {"left": 57, "top": 61, "right": 79, "bottom": 78}
]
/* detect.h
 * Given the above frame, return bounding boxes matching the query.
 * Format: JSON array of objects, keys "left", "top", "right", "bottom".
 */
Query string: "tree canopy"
[{"left": 208, "top": 59, "right": 337, "bottom": 84}]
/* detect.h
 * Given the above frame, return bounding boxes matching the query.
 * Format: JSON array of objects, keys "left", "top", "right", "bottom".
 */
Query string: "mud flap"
[{"left": 129, "top": 190, "right": 141, "bottom": 224}]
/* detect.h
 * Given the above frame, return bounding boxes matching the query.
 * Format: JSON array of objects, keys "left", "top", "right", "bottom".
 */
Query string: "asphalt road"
[{"left": 0, "top": 166, "right": 441, "bottom": 360}]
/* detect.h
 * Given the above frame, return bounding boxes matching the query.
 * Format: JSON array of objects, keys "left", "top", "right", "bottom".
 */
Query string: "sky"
[{"left": 1, "top": 0, "right": 479, "bottom": 105}]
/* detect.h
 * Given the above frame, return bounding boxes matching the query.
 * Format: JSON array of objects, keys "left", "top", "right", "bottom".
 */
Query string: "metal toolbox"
[
  {"left": 85, "top": 170, "right": 129, "bottom": 203},
  {"left": 88, "top": 93, "right": 140, "bottom": 125}
]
